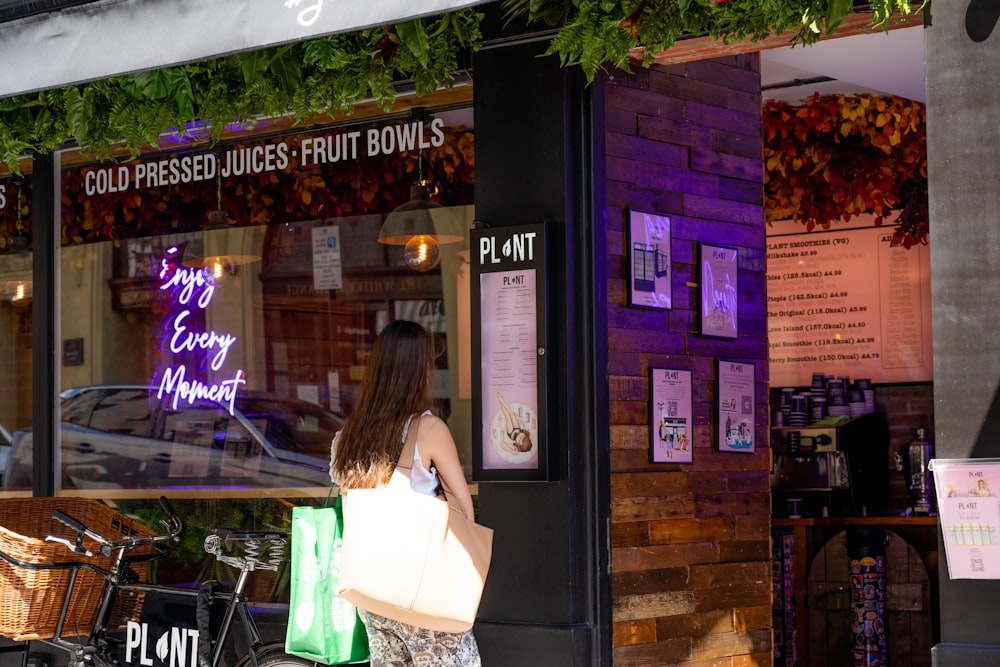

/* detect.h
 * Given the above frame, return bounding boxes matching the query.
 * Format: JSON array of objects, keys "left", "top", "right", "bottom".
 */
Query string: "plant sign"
[
  {"left": 699, "top": 243, "right": 738, "bottom": 338},
  {"left": 628, "top": 210, "right": 671, "bottom": 310}
]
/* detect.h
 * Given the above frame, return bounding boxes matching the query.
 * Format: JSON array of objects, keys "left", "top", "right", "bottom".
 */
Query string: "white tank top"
[
  {"left": 402, "top": 411, "right": 440, "bottom": 497},
  {"left": 329, "top": 410, "right": 439, "bottom": 497}
]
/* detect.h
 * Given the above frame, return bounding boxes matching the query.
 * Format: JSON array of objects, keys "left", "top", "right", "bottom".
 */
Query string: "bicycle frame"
[
  {"left": 88, "top": 567, "right": 271, "bottom": 667},
  {"left": 0, "top": 499, "right": 289, "bottom": 667}
]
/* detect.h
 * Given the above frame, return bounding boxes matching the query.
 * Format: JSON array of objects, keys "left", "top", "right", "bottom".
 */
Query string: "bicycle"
[{"left": 0, "top": 496, "right": 323, "bottom": 667}]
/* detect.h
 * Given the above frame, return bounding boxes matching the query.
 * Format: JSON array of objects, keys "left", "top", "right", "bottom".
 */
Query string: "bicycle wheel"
[{"left": 237, "top": 643, "right": 341, "bottom": 667}]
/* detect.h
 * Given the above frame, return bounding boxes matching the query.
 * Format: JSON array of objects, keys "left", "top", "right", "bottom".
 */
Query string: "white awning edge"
[{"left": 0, "top": 0, "right": 489, "bottom": 99}]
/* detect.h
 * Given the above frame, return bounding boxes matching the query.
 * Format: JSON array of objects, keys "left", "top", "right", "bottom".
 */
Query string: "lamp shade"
[
  {"left": 378, "top": 184, "right": 464, "bottom": 245},
  {"left": 182, "top": 209, "right": 261, "bottom": 270}
]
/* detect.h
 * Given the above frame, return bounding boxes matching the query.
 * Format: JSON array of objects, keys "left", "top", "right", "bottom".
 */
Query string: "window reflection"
[{"left": 7, "top": 106, "right": 475, "bottom": 497}]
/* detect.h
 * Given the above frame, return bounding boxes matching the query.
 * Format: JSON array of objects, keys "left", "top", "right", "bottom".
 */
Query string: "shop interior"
[{"left": 761, "top": 25, "right": 938, "bottom": 667}]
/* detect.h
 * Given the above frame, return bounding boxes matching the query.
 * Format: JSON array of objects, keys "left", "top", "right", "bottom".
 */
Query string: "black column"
[
  {"left": 471, "top": 16, "right": 611, "bottom": 667},
  {"left": 30, "top": 151, "right": 57, "bottom": 497}
]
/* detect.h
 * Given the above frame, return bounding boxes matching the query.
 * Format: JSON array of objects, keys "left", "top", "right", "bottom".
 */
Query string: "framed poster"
[
  {"left": 717, "top": 359, "right": 755, "bottom": 453},
  {"left": 628, "top": 209, "right": 671, "bottom": 309},
  {"left": 649, "top": 368, "right": 693, "bottom": 464},
  {"left": 699, "top": 242, "right": 738, "bottom": 338},
  {"left": 471, "top": 222, "right": 551, "bottom": 481}
]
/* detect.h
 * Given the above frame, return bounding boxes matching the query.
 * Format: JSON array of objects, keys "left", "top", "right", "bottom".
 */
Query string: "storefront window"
[
  {"left": 1, "top": 105, "right": 475, "bottom": 499},
  {"left": 0, "top": 179, "right": 32, "bottom": 491}
]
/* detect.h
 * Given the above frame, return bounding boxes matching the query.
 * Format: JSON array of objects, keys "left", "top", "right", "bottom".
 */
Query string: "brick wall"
[{"left": 604, "top": 55, "right": 772, "bottom": 665}]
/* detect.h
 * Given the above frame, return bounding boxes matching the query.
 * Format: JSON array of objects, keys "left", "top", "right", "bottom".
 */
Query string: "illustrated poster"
[
  {"left": 717, "top": 359, "right": 755, "bottom": 453},
  {"left": 700, "top": 244, "right": 738, "bottom": 339},
  {"left": 649, "top": 368, "right": 693, "bottom": 463},
  {"left": 629, "top": 210, "right": 671, "bottom": 309}
]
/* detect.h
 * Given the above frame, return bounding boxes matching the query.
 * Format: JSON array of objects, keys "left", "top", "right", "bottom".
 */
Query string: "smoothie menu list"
[{"left": 766, "top": 223, "right": 932, "bottom": 387}]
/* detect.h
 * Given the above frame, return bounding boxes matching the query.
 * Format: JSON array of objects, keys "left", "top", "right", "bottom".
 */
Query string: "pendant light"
[
  {"left": 183, "top": 158, "right": 260, "bottom": 278},
  {"left": 3, "top": 184, "right": 32, "bottom": 307},
  {"left": 377, "top": 111, "right": 464, "bottom": 272}
]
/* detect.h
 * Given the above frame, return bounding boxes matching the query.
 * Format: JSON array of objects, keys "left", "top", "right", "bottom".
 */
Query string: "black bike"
[{"left": 0, "top": 496, "right": 320, "bottom": 667}]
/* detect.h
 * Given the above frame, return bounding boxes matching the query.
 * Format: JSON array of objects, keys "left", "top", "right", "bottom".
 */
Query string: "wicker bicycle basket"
[{"left": 0, "top": 498, "right": 157, "bottom": 641}]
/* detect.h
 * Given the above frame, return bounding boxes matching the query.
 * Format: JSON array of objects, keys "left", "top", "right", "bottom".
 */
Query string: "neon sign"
[{"left": 154, "top": 246, "right": 246, "bottom": 414}]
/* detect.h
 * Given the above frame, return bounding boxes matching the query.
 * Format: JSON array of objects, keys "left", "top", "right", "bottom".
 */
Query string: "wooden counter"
[
  {"left": 772, "top": 515, "right": 939, "bottom": 667},
  {"left": 773, "top": 516, "right": 939, "bottom": 528}
]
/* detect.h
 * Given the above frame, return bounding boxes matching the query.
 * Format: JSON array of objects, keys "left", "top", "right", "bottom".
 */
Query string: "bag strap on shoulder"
[{"left": 395, "top": 412, "right": 422, "bottom": 472}]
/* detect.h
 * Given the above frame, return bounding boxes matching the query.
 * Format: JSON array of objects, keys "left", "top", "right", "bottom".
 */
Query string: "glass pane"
[
  {"left": 0, "top": 180, "right": 33, "bottom": 493},
  {"left": 2, "top": 106, "right": 474, "bottom": 498}
]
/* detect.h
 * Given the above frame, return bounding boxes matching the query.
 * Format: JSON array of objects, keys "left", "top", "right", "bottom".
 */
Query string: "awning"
[{"left": 0, "top": 0, "right": 489, "bottom": 99}]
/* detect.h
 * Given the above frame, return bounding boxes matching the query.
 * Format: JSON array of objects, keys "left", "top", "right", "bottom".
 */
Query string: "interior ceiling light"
[
  {"left": 377, "top": 109, "right": 464, "bottom": 272},
  {"left": 4, "top": 183, "right": 31, "bottom": 307},
  {"left": 379, "top": 182, "right": 465, "bottom": 272},
  {"left": 183, "top": 160, "right": 260, "bottom": 273}
]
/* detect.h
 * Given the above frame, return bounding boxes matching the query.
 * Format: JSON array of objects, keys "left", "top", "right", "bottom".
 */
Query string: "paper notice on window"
[
  {"left": 328, "top": 370, "right": 342, "bottom": 414},
  {"left": 312, "top": 225, "right": 343, "bottom": 290}
]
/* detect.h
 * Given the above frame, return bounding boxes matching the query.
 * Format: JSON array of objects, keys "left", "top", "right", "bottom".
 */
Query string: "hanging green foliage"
[
  {"left": 0, "top": 0, "right": 924, "bottom": 171},
  {"left": 508, "top": 0, "right": 923, "bottom": 76}
]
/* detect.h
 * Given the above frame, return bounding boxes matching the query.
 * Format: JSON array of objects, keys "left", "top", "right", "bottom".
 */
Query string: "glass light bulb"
[
  {"left": 210, "top": 259, "right": 226, "bottom": 280},
  {"left": 203, "top": 256, "right": 235, "bottom": 281},
  {"left": 403, "top": 235, "right": 441, "bottom": 272},
  {"left": 4, "top": 280, "right": 31, "bottom": 305}
]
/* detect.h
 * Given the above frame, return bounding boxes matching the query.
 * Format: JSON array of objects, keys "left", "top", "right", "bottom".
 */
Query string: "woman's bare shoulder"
[
  {"left": 417, "top": 413, "right": 448, "bottom": 434},
  {"left": 416, "top": 414, "right": 455, "bottom": 447}
]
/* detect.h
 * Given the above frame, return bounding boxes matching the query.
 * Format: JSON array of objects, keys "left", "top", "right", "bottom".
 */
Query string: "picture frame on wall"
[
  {"left": 699, "top": 242, "right": 738, "bottom": 338},
  {"left": 628, "top": 209, "right": 671, "bottom": 310},
  {"left": 716, "top": 359, "right": 756, "bottom": 454},
  {"left": 649, "top": 367, "right": 693, "bottom": 464}
]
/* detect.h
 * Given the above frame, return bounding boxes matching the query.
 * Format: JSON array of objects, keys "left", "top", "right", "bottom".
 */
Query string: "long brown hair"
[{"left": 333, "top": 319, "right": 434, "bottom": 488}]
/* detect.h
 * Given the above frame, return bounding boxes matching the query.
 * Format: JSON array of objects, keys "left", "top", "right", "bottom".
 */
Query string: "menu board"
[
  {"left": 766, "top": 219, "right": 932, "bottom": 387},
  {"left": 471, "top": 222, "right": 550, "bottom": 481},
  {"left": 480, "top": 269, "right": 540, "bottom": 470}
]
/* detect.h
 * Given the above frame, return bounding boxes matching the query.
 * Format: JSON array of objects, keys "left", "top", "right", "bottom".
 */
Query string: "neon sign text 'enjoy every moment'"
[{"left": 155, "top": 247, "right": 246, "bottom": 414}]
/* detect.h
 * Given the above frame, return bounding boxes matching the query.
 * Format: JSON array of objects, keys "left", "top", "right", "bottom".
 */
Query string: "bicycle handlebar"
[{"left": 46, "top": 496, "right": 183, "bottom": 557}]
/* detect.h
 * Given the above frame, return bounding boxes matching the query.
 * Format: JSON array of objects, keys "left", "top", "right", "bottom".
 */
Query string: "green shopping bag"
[{"left": 285, "top": 491, "right": 369, "bottom": 664}]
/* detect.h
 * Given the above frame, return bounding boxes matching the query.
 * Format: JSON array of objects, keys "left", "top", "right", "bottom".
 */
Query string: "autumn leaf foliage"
[{"left": 763, "top": 93, "right": 927, "bottom": 247}]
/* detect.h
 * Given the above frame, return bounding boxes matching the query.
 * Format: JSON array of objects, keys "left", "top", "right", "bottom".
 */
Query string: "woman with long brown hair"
[{"left": 330, "top": 319, "right": 480, "bottom": 666}]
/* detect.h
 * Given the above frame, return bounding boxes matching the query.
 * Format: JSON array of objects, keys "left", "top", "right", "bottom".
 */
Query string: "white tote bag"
[{"left": 337, "top": 469, "right": 493, "bottom": 633}]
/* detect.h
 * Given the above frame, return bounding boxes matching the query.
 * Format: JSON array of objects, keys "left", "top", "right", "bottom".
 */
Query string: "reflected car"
[
  {"left": 3, "top": 385, "right": 342, "bottom": 491},
  {"left": 0, "top": 424, "right": 11, "bottom": 484}
]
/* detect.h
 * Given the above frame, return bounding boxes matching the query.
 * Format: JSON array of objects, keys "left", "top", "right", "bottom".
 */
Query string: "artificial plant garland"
[
  {"left": 0, "top": 0, "right": 924, "bottom": 172},
  {"left": 763, "top": 93, "right": 928, "bottom": 248}
]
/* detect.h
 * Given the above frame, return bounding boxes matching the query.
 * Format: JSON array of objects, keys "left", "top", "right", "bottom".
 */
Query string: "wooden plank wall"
[{"left": 604, "top": 55, "right": 773, "bottom": 666}]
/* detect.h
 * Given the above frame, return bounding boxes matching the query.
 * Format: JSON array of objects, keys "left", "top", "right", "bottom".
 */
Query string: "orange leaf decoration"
[{"left": 764, "top": 93, "right": 927, "bottom": 247}]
